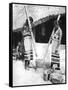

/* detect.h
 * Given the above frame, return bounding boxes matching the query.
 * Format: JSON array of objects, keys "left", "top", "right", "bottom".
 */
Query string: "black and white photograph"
[{"left": 9, "top": 3, "right": 66, "bottom": 87}]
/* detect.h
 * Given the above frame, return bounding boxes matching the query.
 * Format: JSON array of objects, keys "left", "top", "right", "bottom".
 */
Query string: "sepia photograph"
[{"left": 9, "top": 3, "right": 66, "bottom": 87}]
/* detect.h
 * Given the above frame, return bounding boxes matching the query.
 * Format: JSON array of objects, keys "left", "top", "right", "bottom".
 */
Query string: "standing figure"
[
  {"left": 50, "top": 19, "right": 62, "bottom": 70},
  {"left": 22, "top": 16, "right": 33, "bottom": 69}
]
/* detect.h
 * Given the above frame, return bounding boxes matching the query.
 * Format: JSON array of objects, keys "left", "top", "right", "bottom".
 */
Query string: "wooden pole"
[{"left": 43, "top": 14, "right": 61, "bottom": 61}]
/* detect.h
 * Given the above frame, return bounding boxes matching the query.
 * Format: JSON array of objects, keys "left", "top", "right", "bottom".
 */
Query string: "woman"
[
  {"left": 50, "top": 20, "right": 62, "bottom": 69},
  {"left": 22, "top": 16, "right": 34, "bottom": 69}
]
